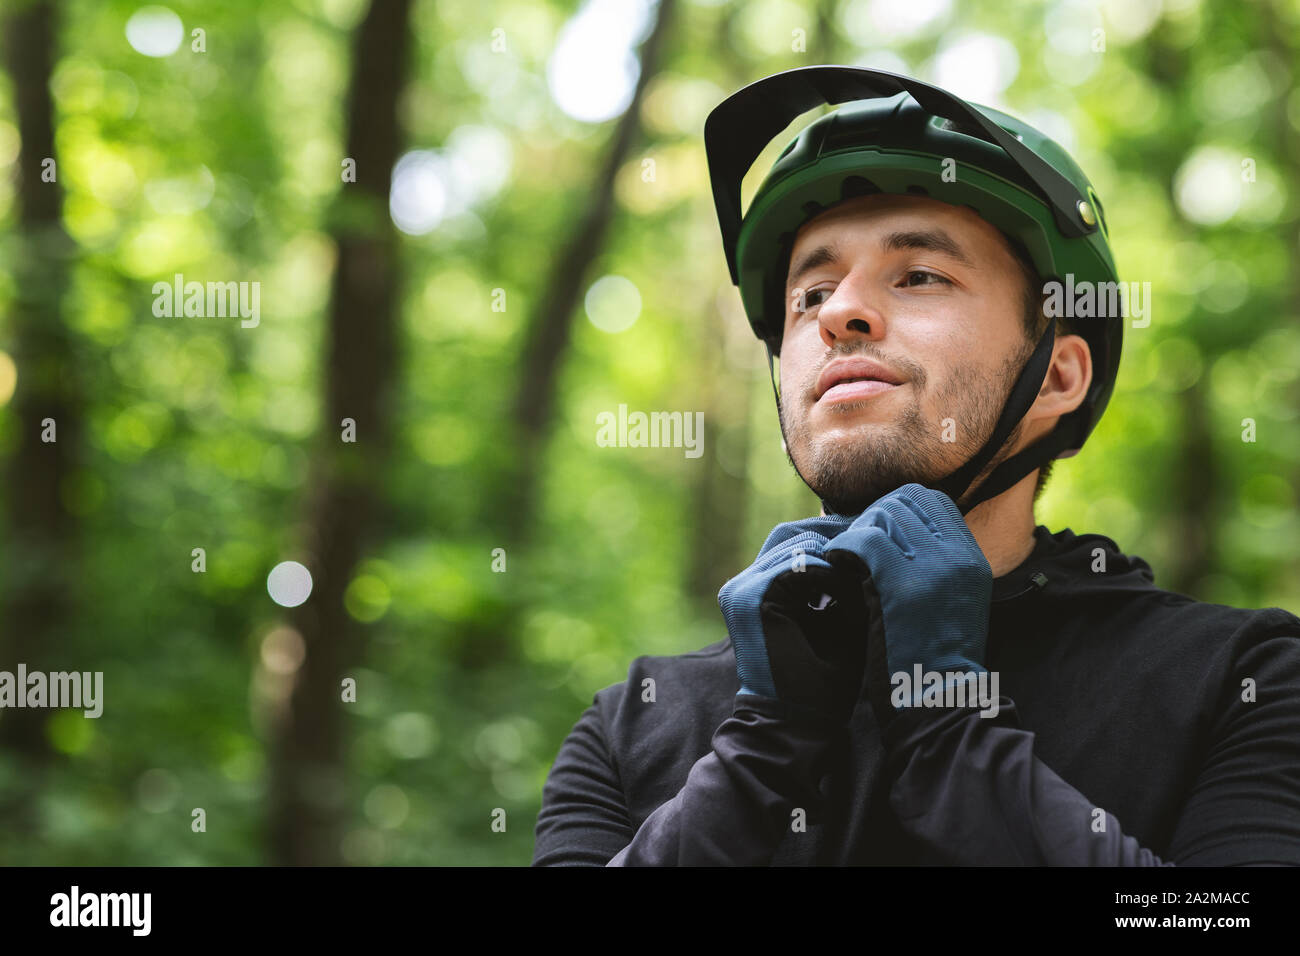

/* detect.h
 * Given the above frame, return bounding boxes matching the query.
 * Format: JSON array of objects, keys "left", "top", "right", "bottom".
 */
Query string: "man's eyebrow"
[
  {"left": 881, "top": 229, "right": 974, "bottom": 267},
  {"left": 786, "top": 243, "right": 841, "bottom": 291},
  {"left": 786, "top": 229, "right": 975, "bottom": 292}
]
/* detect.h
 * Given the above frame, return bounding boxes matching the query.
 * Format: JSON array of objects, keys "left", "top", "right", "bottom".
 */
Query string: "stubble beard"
[{"left": 778, "top": 344, "right": 1028, "bottom": 516}]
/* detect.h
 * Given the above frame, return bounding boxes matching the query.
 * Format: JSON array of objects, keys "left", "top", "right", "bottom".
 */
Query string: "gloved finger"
[
  {"left": 878, "top": 492, "right": 973, "bottom": 566},
  {"left": 800, "top": 513, "right": 856, "bottom": 539},
  {"left": 825, "top": 522, "right": 902, "bottom": 570},
  {"left": 752, "top": 534, "right": 834, "bottom": 576},
  {"left": 756, "top": 519, "right": 816, "bottom": 557},
  {"left": 889, "top": 494, "right": 945, "bottom": 544},
  {"left": 756, "top": 513, "right": 850, "bottom": 557},
  {"left": 861, "top": 496, "right": 931, "bottom": 558},
  {"left": 894, "top": 483, "right": 970, "bottom": 543},
  {"left": 891, "top": 492, "right": 988, "bottom": 577}
]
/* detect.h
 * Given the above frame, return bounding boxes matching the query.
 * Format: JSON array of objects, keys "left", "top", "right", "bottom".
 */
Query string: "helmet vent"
[
  {"left": 839, "top": 175, "right": 881, "bottom": 200},
  {"left": 937, "top": 116, "right": 986, "bottom": 139}
]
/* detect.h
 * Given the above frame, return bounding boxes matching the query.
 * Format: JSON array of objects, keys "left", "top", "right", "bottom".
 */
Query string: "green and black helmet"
[{"left": 704, "top": 65, "right": 1123, "bottom": 514}]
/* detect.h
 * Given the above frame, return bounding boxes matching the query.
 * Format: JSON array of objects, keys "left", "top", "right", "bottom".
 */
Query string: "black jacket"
[{"left": 532, "top": 525, "right": 1300, "bottom": 865}]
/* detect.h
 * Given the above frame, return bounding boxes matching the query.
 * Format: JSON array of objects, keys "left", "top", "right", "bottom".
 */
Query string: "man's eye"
[
  {"left": 902, "top": 270, "right": 951, "bottom": 287},
  {"left": 797, "top": 288, "right": 831, "bottom": 310}
]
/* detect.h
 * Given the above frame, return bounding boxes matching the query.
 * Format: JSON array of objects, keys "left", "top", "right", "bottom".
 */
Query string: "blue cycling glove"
[
  {"left": 823, "top": 484, "right": 993, "bottom": 726},
  {"left": 718, "top": 514, "right": 868, "bottom": 728}
]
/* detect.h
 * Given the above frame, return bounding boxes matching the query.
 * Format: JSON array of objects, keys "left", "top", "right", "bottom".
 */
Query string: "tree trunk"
[
  {"left": 0, "top": 0, "right": 79, "bottom": 764},
  {"left": 684, "top": 304, "right": 756, "bottom": 610},
  {"left": 1168, "top": 383, "right": 1217, "bottom": 595},
  {"left": 684, "top": 9, "right": 767, "bottom": 610},
  {"left": 505, "top": 0, "right": 678, "bottom": 543},
  {"left": 267, "top": 0, "right": 411, "bottom": 866},
  {"left": 1141, "top": 28, "right": 1211, "bottom": 595},
  {"left": 449, "top": 0, "right": 679, "bottom": 672}
]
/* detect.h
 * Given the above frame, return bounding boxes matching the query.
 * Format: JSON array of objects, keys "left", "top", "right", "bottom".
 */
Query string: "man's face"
[{"left": 777, "top": 192, "right": 1033, "bottom": 515}]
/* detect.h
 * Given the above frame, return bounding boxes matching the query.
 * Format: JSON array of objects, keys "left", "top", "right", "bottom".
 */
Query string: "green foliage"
[{"left": 0, "top": 0, "right": 1297, "bottom": 866}]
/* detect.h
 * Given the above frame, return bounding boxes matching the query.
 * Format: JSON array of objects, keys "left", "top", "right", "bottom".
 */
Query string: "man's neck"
[{"left": 960, "top": 473, "right": 1039, "bottom": 577}]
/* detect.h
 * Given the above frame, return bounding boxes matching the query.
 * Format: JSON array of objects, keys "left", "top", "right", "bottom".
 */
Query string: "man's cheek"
[{"left": 779, "top": 365, "right": 809, "bottom": 407}]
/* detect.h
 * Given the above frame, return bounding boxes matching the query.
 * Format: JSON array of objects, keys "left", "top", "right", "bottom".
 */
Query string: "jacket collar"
[{"left": 991, "top": 525, "right": 1156, "bottom": 602}]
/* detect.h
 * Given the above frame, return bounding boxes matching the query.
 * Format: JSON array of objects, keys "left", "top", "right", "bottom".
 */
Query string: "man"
[{"left": 531, "top": 66, "right": 1300, "bottom": 865}]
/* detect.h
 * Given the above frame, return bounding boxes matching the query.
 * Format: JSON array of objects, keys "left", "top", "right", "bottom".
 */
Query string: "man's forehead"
[
  {"left": 790, "top": 193, "right": 989, "bottom": 251},
  {"left": 785, "top": 193, "right": 1016, "bottom": 285}
]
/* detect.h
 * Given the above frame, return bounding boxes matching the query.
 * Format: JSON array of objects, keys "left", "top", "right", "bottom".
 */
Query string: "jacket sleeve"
[
  {"left": 881, "top": 698, "right": 1173, "bottom": 865},
  {"left": 532, "top": 693, "right": 833, "bottom": 866},
  {"left": 531, "top": 699, "right": 633, "bottom": 866},
  {"left": 882, "top": 628, "right": 1300, "bottom": 866},
  {"left": 1165, "top": 630, "right": 1300, "bottom": 865}
]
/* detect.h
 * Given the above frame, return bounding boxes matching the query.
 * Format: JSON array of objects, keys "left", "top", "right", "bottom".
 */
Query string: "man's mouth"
[{"left": 814, "top": 357, "right": 905, "bottom": 405}]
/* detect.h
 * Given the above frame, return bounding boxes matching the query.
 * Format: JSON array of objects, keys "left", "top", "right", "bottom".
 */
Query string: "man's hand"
[
  {"left": 823, "top": 484, "right": 993, "bottom": 724},
  {"left": 717, "top": 514, "right": 867, "bottom": 729}
]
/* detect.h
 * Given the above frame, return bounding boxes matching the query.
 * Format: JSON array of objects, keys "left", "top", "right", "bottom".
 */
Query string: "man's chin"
[
  {"left": 793, "top": 444, "right": 949, "bottom": 516},
  {"left": 803, "top": 406, "right": 893, "bottom": 446},
  {"left": 783, "top": 403, "right": 951, "bottom": 513}
]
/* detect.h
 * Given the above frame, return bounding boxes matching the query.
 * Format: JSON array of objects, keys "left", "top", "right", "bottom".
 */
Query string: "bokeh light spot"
[
  {"left": 0, "top": 352, "right": 16, "bottom": 406},
  {"left": 585, "top": 275, "right": 642, "bottom": 333},
  {"left": 267, "top": 561, "right": 313, "bottom": 608},
  {"left": 126, "top": 6, "right": 184, "bottom": 57}
]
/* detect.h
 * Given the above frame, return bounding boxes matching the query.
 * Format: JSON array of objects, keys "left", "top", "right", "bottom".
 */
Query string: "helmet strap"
[
  {"left": 764, "top": 340, "right": 781, "bottom": 404},
  {"left": 932, "top": 314, "right": 1061, "bottom": 514},
  {"left": 765, "top": 341, "right": 835, "bottom": 512},
  {"left": 953, "top": 404, "right": 1077, "bottom": 512}
]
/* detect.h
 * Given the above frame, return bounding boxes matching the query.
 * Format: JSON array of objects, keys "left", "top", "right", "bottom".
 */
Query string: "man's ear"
[{"left": 1029, "top": 333, "right": 1091, "bottom": 422}]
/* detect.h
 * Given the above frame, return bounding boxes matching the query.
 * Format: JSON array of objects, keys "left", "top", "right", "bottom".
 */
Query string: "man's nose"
[{"left": 815, "top": 271, "right": 886, "bottom": 349}]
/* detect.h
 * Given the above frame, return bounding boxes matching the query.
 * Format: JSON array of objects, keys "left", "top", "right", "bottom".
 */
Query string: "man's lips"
[
  {"left": 814, "top": 357, "right": 905, "bottom": 405},
  {"left": 819, "top": 379, "right": 899, "bottom": 404}
]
